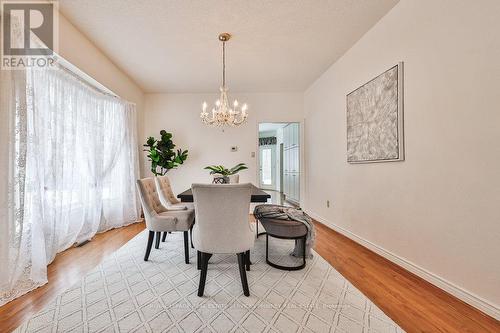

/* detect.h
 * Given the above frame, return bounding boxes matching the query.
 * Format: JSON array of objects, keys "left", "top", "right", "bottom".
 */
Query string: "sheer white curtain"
[
  {"left": 26, "top": 67, "right": 141, "bottom": 262},
  {"left": 100, "top": 103, "right": 141, "bottom": 232},
  {"left": 0, "top": 48, "right": 140, "bottom": 305},
  {"left": 0, "top": 15, "right": 48, "bottom": 305}
]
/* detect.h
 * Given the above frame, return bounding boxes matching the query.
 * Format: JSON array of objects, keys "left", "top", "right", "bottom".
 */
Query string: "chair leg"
[
  {"left": 183, "top": 231, "right": 189, "bottom": 264},
  {"left": 162, "top": 232, "right": 167, "bottom": 242},
  {"left": 197, "top": 250, "right": 201, "bottom": 270},
  {"left": 197, "top": 250, "right": 212, "bottom": 270},
  {"left": 237, "top": 253, "right": 250, "bottom": 296},
  {"left": 265, "top": 233, "right": 269, "bottom": 262},
  {"left": 245, "top": 250, "right": 251, "bottom": 271},
  {"left": 302, "top": 235, "right": 307, "bottom": 267},
  {"left": 190, "top": 224, "right": 194, "bottom": 249},
  {"left": 197, "top": 252, "right": 210, "bottom": 297},
  {"left": 155, "top": 232, "right": 161, "bottom": 249},
  {"left": 144, "top": 231, "right": 154, "bottom": 261}
]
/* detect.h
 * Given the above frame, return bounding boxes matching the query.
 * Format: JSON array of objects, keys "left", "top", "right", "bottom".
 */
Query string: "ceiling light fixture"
[{"left": 200, "top": 33, "right": 248, "bottom": 127}]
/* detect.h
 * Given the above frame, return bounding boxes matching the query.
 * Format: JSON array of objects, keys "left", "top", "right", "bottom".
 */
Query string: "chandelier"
[{"left": 200, "top": 33, "right": 248, "bottom": 127}]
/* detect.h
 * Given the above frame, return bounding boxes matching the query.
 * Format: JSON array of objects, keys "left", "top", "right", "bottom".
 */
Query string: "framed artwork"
[{"left": 346, "top": 62, "right": 404, "bottom": 163}]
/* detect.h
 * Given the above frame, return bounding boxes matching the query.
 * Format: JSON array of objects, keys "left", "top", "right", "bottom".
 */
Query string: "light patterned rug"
[{"left": 15, "top": 230, "right": 405, "bottom": 333}]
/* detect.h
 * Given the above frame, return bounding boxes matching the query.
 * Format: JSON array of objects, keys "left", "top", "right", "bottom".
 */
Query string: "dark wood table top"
[{"left": 177, "top": 184, "right": 271, "bottom": 203}]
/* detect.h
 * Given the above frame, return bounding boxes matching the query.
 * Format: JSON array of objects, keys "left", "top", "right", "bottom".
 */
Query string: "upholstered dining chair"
[
  {"left": 191, "top": 183, "right": 254, "bottom": 297},
  {"left": 136, "top": 177, "right": 195, "bottom": 263},
  {"left": 155, "top": 175, "right": 195, "bottom": 243},
  {"left": 155, "top": 175, "right": 194, "bottom": 210}
]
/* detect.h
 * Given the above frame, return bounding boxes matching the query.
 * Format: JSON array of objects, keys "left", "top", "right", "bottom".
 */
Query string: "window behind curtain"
[{"left": 24, "top": 65, "right": 140, "bottom": 263}]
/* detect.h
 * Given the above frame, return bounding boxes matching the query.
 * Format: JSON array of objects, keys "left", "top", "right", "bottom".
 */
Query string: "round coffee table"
[{"left": 258, "top": 217, "right": 308, "bottom": 271}]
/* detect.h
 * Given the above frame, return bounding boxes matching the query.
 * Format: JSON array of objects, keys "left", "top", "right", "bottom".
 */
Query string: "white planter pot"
[
  {"left": 212, "top": 174, "right": 229, "bottom": 184},
  {"left": 212, "top": 174, "right": 240, "bottom": 184},
  {"left": 228, "top": 174, "right": 240, "bottom": 184}
]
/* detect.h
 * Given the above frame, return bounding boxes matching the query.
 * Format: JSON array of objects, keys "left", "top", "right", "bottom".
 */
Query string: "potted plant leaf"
[
  {"left": 204, "top": 163, "right": 248, "bottom": 184},
  {"left": 144, "top": 130, "right": 188, "bottom": 176}
]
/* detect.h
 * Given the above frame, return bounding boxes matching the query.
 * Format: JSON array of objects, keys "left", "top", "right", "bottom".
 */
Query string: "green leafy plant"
[
  {"left": 143, "top": 130, "right": 188, "bottom": 176},
  {"left": 204, "top": 163, "right": 248, "bottom": 176}
]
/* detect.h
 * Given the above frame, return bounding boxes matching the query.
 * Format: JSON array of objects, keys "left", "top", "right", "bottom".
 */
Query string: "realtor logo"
[{"left": 1, "top": 0, "right": 58, "bottom": 69}]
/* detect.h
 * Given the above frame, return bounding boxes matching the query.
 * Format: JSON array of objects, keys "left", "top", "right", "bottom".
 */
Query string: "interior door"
[{"left": 259, "top": 145, "right": 276, "bottom": 189}]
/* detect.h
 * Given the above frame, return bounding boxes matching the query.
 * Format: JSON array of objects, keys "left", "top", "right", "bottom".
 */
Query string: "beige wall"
[
  {"left": 143, "top": 93, "right": 304, "bottom": 197},
  {"left": 58, "top": 14, "right": 146, "bottom": 173},
  {"left": 304, "top": 0, "right": 500, "bottom": 317}
]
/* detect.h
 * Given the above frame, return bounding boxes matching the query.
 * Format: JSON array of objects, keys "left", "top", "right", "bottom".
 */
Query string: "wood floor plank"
[
  {"left": 0, "top": 218, "right": 498, "bottom": 332},
  {"left": 312, "top": 220, "right": 500, "bottom": 333}
]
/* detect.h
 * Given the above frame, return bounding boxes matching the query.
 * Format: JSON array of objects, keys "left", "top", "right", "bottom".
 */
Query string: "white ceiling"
[{"left": 59, "top": 0, "right": 398, "bottom": 93}]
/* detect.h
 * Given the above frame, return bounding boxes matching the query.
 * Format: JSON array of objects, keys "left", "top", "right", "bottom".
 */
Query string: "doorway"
[{"left": 258, "top": 122, "right": 300, "bottom": 206}]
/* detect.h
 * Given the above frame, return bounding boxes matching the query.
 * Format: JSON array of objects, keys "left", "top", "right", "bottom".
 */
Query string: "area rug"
[{"left": 14, "top": 230, "right": 405, "bottom": 333}]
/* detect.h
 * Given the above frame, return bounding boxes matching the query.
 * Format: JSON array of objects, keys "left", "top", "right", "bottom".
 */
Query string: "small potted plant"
[
  {"left": 144, "top": 130, "right": 188, "bottom": 176},
  {"left": 204, "top": 163, "right": 248, "bottom": 184}
]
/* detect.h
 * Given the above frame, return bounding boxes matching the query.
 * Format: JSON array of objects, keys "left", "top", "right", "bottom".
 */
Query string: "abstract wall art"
[{"left": 346, "top": 63, "right": 404, "bottom": 163}]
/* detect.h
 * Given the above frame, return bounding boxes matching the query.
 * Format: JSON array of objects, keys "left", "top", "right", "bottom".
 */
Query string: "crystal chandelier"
[{"left": 201, "top": 33, "right": 248, "bottom": 127}]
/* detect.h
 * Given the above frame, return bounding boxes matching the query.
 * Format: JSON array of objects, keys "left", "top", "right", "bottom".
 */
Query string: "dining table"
[{"left": 177, "top": 184, "right": 271, "bottom": 203}]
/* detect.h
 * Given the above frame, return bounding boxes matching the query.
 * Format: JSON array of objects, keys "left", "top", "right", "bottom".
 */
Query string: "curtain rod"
[
  {"left": 5, "top": 10, "right": 133, "bottom": 103},
  {"left": 54, "top": 53, "right": 120, "bottom": 99},
  {"left": 27, "top": 26, "right": 135, "bottom": 104}
]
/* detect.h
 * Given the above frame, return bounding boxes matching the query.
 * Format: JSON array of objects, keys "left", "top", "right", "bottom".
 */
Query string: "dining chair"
[
  {"left": 155, "top": 175, "right": 194, "bottom": 210},
  {"left": 136, "top": 177, "right": 195, "bottom": 263},
  {"left": 191, "top": 183, "right": 254, "bottom": 297},
  {"left": 155, "top": 175, "right": 195, "bottom": 243}
]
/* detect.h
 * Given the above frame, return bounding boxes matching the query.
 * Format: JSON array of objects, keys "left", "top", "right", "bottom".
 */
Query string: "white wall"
[
  {"left": 143, "top": 93, "right": 304, "bottom": 197},
  {"left": 304, "top": 0, "right": 500, "bottom": 318},
  {"left": 58, "top": 14, "right": 146, "bottom": 174}
]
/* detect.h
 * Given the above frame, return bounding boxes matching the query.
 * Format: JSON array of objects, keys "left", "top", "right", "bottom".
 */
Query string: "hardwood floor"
[
  {"left": 0, "top": 222, "right": 146, "bottom": 333},
  {"left": 0, "top": 219, "right": 498, "bottom": 332},
  {"left": 313, "top": 221, "right": 500, "bottom": 333}
]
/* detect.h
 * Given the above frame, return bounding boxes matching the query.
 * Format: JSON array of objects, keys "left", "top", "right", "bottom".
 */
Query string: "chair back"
[
  {"left": 136, "top": 178, "right": 166, "bottom": 228},
  {"left": 155, "top": 175, "right": 180, "bottom": 208},
  {"left": 192, "top": 183, "right": 254, "bottom": 254}
]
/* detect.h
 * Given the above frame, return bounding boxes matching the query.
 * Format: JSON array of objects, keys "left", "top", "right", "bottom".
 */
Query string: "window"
[{"left": 261, "top": 147, "right": 272, "bottom": 185}]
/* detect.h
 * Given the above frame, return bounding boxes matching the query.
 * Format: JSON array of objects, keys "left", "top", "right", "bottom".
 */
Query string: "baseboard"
[{"left": 307, "top": 211, "right": 500, "bottom": 321}]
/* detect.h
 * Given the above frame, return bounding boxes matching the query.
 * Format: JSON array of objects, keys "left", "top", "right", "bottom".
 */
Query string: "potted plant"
[
  {"left": 144, "top": 130, "right": 188, "bottom": 176},
  {"left": 204, "top": 163, "right": 248, "bottom": 184}
]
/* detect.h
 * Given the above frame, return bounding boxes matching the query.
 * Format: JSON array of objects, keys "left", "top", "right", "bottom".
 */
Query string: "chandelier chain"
[{"left": 222, "top": 41, "right": 226, "bottom": 88}]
